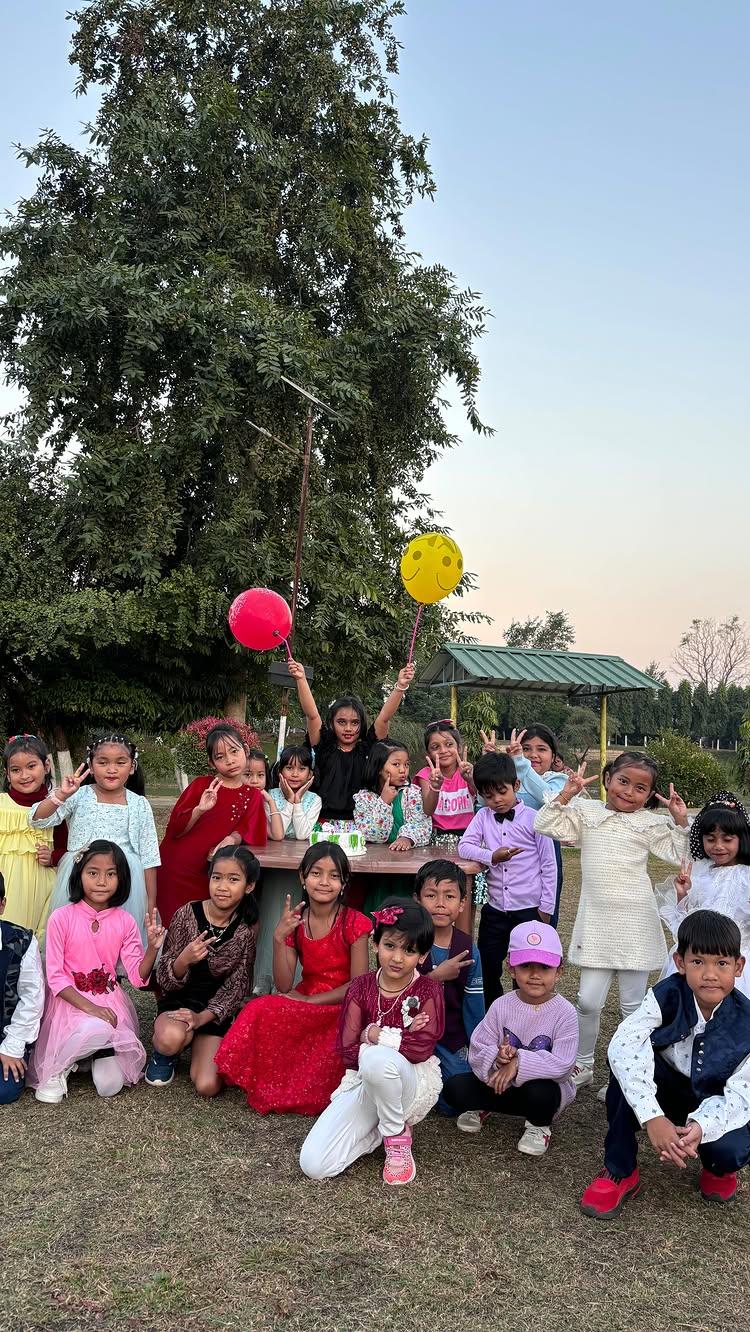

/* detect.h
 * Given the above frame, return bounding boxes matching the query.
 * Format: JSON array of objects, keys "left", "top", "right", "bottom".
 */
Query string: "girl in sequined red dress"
[{"left": 215, "top": 843, "right": 372, "bottom": 1114}]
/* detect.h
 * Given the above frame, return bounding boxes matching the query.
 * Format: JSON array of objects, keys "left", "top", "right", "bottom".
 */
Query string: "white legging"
[
  {"left": 300, "top": 1045, "right": 418, "bottom": 1181},
  {"left": 576, "top": 967, "right": 650, "bottom": 1069}
]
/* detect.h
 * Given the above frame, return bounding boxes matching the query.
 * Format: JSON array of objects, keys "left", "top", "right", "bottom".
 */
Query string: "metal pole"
[
  {"left": 277, "top": 406, "right": 315, "bottom": 757},
  {"left": 599, "top": 694, "right": 607, "bottom": 800},
  {"left": 450, "top": 685, "right": 458, "bottom": 725}
]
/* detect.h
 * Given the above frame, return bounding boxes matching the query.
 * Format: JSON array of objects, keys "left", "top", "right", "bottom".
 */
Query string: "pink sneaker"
[{"left": 382, "top": 1129, "right": 416, "bottom": 1186}]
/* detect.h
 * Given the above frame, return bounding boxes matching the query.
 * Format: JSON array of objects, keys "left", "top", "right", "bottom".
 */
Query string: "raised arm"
[
  {"left": 271, "top": 895, "right": 304, "bottom": 993},
  {"left": 31, "top": 766, "right": 89, "bottom": 825},
  {"left": 373, "top": 664, "right": 414, "bottom": 739},
  {"left": 287, "top": 659, "right": 322, "bottom": 747}
]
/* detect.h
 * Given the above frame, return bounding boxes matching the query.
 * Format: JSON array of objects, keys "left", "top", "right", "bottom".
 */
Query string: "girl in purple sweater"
[{"left": 443, "top": 922, "right": 577, "bottom": 1155}]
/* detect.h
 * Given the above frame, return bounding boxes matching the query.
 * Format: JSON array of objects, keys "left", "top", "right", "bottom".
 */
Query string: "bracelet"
[
  {"left": 393, "top": 683, "right": 409, "bottom": 693},
  {"left": 49, "top": 792, "right": 64, "bottom": 808}
]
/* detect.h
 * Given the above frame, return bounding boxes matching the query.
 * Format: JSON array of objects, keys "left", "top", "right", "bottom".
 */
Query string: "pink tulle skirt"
[{"left": 28, "top": 985, "right": 146, "bottom": 1089}]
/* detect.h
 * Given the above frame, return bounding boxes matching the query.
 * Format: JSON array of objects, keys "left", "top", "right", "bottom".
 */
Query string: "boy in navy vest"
[
  {"left": 581, "top": 910, "right": 750, "bottom": 1217},
  {"left": 0, "top": 871, "right": 45, "bottom": 1104},
  {"left": 415, "top": 859, "right": 484, "bottom": 1119}
]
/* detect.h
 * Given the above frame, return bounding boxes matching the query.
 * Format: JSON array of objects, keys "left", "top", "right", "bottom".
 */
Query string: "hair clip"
[
  {"left": 372, "top": 906, "right": 404, "bottom": 926},
  {"left": 73, "top": 845, "right": 91, "bottom": 864},
  {"left": 426, "top": 719, "right": 453, "bottom": 728}
]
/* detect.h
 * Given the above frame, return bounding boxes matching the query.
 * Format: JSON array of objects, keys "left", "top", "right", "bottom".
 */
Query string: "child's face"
[
  {"left": 417, "top": 876, "right": 463, "bottom": 928},
  {"left": 91, "top": 743, "right": 134, "bottom": 792},
  {"left": 281, "top": 756, "right": 311, "bottom": 791},
  {"left": 675, "top": 946, "right": 744, "bottom": 1016},
  {"left": 703, "top": 827, "right": 740, "bottom": 867},
  {"left": 376, "top": 928, "right": 426, "bottom": 984},
  {"left": 5, "top": 749, "right": 49, "bottom": 794},
  {"left": 332, "top": 707, "right": 361, "bottom": 750},
  {"left": 80, "top": 851, "right": 119, "bottom": 910},
  {"left": 301, "top": 855, "right": 343, "bottom": 907},
  {"left": 210, "top": 738, "right": 246, "bottom": 781},
  {"left": 509, "top": 961, "right": 561, "bottom": 1003},
  {"left": 209, "top": 857, "right": 255, "bottom": 913},
  {"left": 426, "top": 732, "right": 459, "bottom": 772},
  {"left": 521, "top": 737, "right": 554, "bottom": 775},
  {"left": 479, "top": 781, "right": 519, "bottom": 814},
  {"left": 245, "top": 757, "right": 267, "bottom": 789},
  {"left": 382, "top": 750, "right": 409, "bottom": 789},
  {"left": 604, "top": 764, "right": 653, "bottom": 813}
]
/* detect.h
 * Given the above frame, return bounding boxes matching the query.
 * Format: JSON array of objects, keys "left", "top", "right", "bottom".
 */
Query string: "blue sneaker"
[{"left": 145, "top": 1051, "right": 177, "bottom": 1087}]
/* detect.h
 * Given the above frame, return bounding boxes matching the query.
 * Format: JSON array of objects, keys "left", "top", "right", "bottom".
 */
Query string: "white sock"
[{"left": 91, "top": 1055, "right": 125, "bottom": 1098}]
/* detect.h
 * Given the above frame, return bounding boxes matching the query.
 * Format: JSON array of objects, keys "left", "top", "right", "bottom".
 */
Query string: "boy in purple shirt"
[{"left": 458, "top": 753, "right": 557, "bottom": 1009}]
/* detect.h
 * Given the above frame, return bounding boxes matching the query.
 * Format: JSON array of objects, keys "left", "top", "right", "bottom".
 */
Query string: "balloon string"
[
  {"left": 407, "top": 604, "right": 424, "bottom": 665},
  {"left": 273, "top": 631, "right": 293, "bottom": 664}
]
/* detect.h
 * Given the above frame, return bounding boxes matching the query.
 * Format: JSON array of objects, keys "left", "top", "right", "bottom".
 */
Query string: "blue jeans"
[{"left": 0, "top": 1064, "right": 26, "bottom": 1104}]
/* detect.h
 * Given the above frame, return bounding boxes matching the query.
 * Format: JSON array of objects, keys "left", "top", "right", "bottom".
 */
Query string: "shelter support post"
[
  {"left": 450, "top": 686, "right": 458, "bottom": 725},
  {"left": 599, "top": 694, "right": 607, "bottom": 799}
]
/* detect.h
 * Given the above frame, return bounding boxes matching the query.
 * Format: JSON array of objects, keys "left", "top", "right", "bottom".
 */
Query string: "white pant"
[
  {"left": 576, "top": 967, "right": 650, "bottom": 1068},
  {"left": 300, "top": 1045, "right": 418, "bottom": 1181}
]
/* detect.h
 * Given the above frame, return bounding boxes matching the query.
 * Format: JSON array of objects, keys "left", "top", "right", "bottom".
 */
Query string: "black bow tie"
[{"left": 494, "top": 808, "right": 515, "bottom": 823}]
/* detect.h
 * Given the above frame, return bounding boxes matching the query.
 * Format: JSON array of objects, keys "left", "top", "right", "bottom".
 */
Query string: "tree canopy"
[{"left": 0, "top": 0, "right": 491, "bottom": 741}]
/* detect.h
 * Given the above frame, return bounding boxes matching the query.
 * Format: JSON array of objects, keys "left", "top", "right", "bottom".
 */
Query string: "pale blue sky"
[{"left": 2, "top": 3, "right": 748, "bottom": 672}]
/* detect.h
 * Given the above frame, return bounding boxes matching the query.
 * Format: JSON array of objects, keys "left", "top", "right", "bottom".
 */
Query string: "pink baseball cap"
[{"left": 508, "top": 922, "right": 563, "bottom": 968}]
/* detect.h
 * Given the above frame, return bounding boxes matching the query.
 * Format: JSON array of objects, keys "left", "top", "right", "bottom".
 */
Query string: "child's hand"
[
  {"left": 35, "top": 844, "right": 53, "bottom": 867},
  {"left": 92, "top": 1004, "right": 118, "bottom": 1028},
  {"left": 675, "top": 1121, "right": 702, "bottom": 1156},
  {"left": 380, "top": 778, "right": 400, "bottom": 806},
  {"left": 285, "top": 990, "right": 312, "bottom": 1003},
  {"left": 655, "top": 783, "right": 688, "bottom": 827},
  {"left": 560, "top": 763, "right": 599, "bottom": 803},
  {"left": 409, "top": 1011, "right": 431, "bottom": 1033},
  {"left": 675, "top": 857, "right": 692, "bottom": 900},
  {"left": 274, "top": 895, "right": 304, "bottom": 942},
  {"left": 506, "top": 728, "right": 526, "bottom": 758},
  {"left": 179, "top": 930, "right": 211, "bottom": 967},
  {"left": 0, "top": 1052, "right": 27, "bottom": 1083},
  {"left": 197, "top": 776, "right": 222, "bottom": 813},
  {"left": 287, "top": 659, "right": 306, "bottom": 681},
  {"left": 431, "top": 951, "right": 473, "bottom": 983},
  {"left": 279, "top": 773, "right": 295, "bottom": 804},
  {"left": 208, "top": 835, "right": 239, "bottom": 860},
  {"left": 396, "top": 664, "right": 415, "bottom": 692},
  {"left": 169, "top": 1007, "right": 200, "bottom": 1031},
  {"left": 262, "top": 790, "right": 275, "bottom": 812},
  {"left": 458, "top": 746, "right": 474, "bottom": 780},
  {"left": 57, "top": 763, "right": 91, "bottom": 801},
  {"left": 496, "top": 1040, "right": 515, "bottom": 1064},
  {"left": 491, "top": 846, "right": 523, "bottom": 865},
  {"left": 144, "top": 909, "right": 165, "bottom": 951},
  {"left": 389, "top": 837, "right": 414, "bottom": 854},
  {"left": 424, "top": 753, "right": 444, "bottom": 792},
  {"left": 646, "top": 1115, "right": 687, "bottom": 1167},
  {"left": 480, "top": 729, "right": 499, "bottom": 754},
  {"left": 488, "top": 1055, "right": 518, "bottom": 1094}
]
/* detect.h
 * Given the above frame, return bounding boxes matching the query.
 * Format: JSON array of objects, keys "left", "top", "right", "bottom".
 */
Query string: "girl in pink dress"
[
  {"left": 29, "top": 840, "right": 164, "bottom": 1104},
  {"left": 215, "top": 843, "right": 372, "bottom": 1115}
]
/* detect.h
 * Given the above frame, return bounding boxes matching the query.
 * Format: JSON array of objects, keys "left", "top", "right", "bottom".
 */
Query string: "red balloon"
[{"left": 228, "top": 588, "right": 292, "bottom": 651}]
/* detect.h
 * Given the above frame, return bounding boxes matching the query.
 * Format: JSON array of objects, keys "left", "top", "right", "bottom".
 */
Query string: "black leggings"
[
  {"left": 443, "top": 1071, "right": 562, "bottom": 1126},
  {"left": 478, "top": 904, "right": 540, "bottom": 1009}
]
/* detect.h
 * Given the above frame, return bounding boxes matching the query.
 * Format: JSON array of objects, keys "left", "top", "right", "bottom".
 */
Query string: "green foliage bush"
[
  {"left": 645, "top": 732, "right": 727, "bottom": 808},
  {"left": 172, "top": 717, "right": 260, "bottom": 779}
]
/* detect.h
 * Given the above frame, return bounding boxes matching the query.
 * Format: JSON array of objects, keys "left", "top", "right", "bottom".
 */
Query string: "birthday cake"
[{"left": 310, "top": 826, "right": 367, "bottom": 858}]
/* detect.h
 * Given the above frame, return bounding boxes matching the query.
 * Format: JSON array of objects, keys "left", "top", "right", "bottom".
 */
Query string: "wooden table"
[{"left": 252, "top": 841, "right": 480, "bottom": 987}]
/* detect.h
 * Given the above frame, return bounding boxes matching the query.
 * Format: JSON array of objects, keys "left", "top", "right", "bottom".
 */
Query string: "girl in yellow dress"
[{"left": 1, "top": 736, "right": 66, "bottom": 936}]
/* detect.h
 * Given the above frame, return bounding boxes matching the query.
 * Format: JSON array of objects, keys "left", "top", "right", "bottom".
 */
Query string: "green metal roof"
[{"left": 416, "top": 644, "right": 658, "bottom": 697}]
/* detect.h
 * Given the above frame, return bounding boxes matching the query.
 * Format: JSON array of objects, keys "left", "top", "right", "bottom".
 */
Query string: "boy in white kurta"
[{"left": 535, "top": 752, "right": 689, "bottom": 1089}]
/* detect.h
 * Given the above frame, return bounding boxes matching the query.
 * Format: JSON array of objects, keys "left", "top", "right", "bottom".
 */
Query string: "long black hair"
[
  {"left": 3, "top": 734, "right": 53, "bottom": 793},
  {"left": 362, "top": 741, "right": 409, "bottom": 793},
  {"left": 68, "top": 840, "right": 132, "bottom": 907},
  {"left": 83, "top": 734, "right": 145, "bottom": 796},
  {"left": 207, "top": 845, "right": 261, "bottom": 926}
]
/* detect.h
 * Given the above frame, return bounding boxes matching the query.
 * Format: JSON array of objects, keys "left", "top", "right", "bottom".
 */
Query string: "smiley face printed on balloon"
[{"left": 400, "top": 532, "right": 464, "bottom": 605}]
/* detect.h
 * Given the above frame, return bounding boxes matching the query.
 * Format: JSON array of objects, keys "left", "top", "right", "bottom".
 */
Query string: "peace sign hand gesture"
[
  {"left": 655, "top": 783, "right": 689, "bottom": 827},
  {"left": 144, "top": 909, "right": 165, "bottom": 951},
  {"left": 56, "top": 763, "right": 91, "bottom": 801},
  {"left": 480, "top": 729, "right": 499, "bottom": 754},
  {"left": 506, "top": 728, "right": 527, "bottom": 758},
  {"left": 424, "top": 753, "right": 444, "bottom": 792},
  {"left": 458, "top": 745, "right": 474, "bottom": 781},
  {"left": 274, "top": 895, "right": 304, "bottom": 944},
  {"left": 675, "top": 857, "right": 692, "bottom": 901},
  {"left": 559, "top": 762, "right": 600, "bottom": 804},
  {"left": 197, "top": 776, "right": 223, "bottom": 813}
]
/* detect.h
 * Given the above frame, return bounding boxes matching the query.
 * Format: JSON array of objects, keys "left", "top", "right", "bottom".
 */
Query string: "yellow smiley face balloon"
[{"left": 400, "top": 532, "right": 464, "bottom": 605}]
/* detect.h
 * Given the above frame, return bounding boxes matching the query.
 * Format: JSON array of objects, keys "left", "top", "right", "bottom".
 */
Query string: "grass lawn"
[{"left": 7, "top": 844, "right": 746, "bottom": 1332}]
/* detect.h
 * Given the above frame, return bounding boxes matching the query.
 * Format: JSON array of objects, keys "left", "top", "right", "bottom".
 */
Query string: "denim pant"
[{"left": 0, "top": 1064, "right": 26, "bottom": 1104}]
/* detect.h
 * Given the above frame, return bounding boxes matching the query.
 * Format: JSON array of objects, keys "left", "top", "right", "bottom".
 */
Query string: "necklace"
[
  {"left": 202, "top": 905, "right": 237, "bottom": 945},
  {"left": 375, "top": 969, "right": 416, "bottom": 1026}
]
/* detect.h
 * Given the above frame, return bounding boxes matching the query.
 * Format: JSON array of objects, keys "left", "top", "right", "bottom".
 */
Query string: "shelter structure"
[{"left": 415, "top": 644, "right": 658, "bottom": 791}]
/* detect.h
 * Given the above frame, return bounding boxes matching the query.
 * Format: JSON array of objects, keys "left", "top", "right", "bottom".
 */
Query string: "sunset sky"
[{"left": 2, "top": 4, "right": 748, "bottom": 676}]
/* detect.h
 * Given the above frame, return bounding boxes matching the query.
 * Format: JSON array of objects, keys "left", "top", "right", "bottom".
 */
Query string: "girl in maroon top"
[
  {"left": 300, "top": 897, "right": 445, "bottom": 1187},
  {"left": 156, "top": 725, "right": 266, "bottom": 926}
]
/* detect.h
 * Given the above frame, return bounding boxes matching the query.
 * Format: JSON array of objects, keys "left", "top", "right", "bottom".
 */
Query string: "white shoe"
[
  {"left": 34, "top": 1070, "right": 70, "bottom": 1104},
  {"left": 571, "top": 1064, "right": 594, "bottom": 1088},
  {"left": 518, "top": 1121, "right": 551, "bottom": 1156},
  {"left": 456, "top": 1110, "right": 489, "bottom": 1134},
  {"left": 596, "top": 1084, "right": 608, "bottom": 1102}
]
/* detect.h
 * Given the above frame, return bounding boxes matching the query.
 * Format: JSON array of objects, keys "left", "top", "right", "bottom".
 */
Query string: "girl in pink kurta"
[{"left": 29, "top": 839, "right": 164, "bottom": 1103}]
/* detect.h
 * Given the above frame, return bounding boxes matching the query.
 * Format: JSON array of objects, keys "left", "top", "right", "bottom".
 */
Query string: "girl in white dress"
[
  {"left": 31, "top": 735, "right": 160, "bottom": 947},
  {"left": 657, "top": 791, "right": 750, "bottom": 998}
]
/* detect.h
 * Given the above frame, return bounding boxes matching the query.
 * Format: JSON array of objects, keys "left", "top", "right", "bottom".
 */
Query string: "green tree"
[
  {"left": 673, "top": 679, "right": 693, "bottom": 737},
  {"left": 0, "top": 1, "right": 490, "bottom": 740},
  {"left": 504, "top": 611, "right": 575, "bottom": 651}
]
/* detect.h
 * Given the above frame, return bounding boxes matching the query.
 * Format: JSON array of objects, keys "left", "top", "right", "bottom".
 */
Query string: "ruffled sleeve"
[
  {"left": 534, "top": 798, "right": 585, "bottom": 844},
  {"left": 643, "top": 813, "right": 690, "bottom": 867},
  {"left": 342, "top": 909, "right": 373, "bottom": 947}
]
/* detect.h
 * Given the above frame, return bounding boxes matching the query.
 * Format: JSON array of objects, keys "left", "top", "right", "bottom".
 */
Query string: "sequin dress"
[{"left": 215, "top": 907, "right": 372, "bottom": 1115}]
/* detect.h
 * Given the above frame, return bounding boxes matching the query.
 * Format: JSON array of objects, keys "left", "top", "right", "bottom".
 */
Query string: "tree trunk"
[
  {"left": 52, "top": 723, "right": 73, "bottom": 780},
  {"left": 223, "top": 693, "right": 247, "bottom": 722}
]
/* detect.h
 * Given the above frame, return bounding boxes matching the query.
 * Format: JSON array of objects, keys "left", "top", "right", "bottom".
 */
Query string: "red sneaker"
[
  {"left": 699, "top": 1169, "right": 738, "bottom": 1203},
  {"left": 580, "top": 1169, "right": 640, "bottom": 1219},
  {"left": 382, "top": 1129, "right": 416, "bottom": 1186}
]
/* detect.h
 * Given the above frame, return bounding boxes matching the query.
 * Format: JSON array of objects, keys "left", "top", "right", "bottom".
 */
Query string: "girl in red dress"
[
  {"left": 214, "top": 842, "right": 372, "bottom": 1115},
  {"left": 156, "top": 725, "right": 266, "bottom": 926}
]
